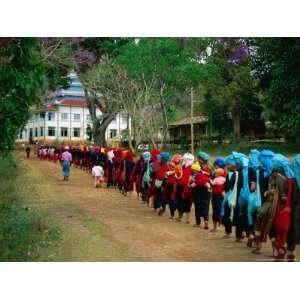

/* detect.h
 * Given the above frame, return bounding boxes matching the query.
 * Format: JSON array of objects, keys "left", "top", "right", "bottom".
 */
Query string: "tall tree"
[
  {"left": 252, "top": 37, "right": 300, "bottom": 142},
  {"left": 203, "top": 38, "right": 263, "bottom": 141},
  {"left": 117, "top": 38, "right": 216, "bottom": 147},
  {"left": 66, "top": 38, "right": 132, "bottom": 145},
  {"left": 0, "top": 38, "right": 45, "bottom": 154}
]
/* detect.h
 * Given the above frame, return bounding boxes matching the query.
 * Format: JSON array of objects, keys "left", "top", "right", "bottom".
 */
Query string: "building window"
[
  {"left": 86, "top": 114, "right": 91, "bottom": 122},
  {"left": 40, "top": 127, "right": 44, "bottom": 137},
  {"left": 48, "top": 127, "right": 56, "bottom": 137},
  {"left": 35, "top": 128, "right": 38, "bottom": 137},
  {"left": 47, "top": 112, "right": 55, "bottom": 121},
  {"left": 19, "top": 132, "right": 23, "bottom": 139},
  {"left": 73, "top": 128, "right": 81, "bottom": 138},
  {"left": 121, "top": 115, "right": 127, "bottom": 124},
  {"left": 109, "top": 129, "right": 117, "bottom": 139},
  {"left": 73, "top": 113, "right": 81, "bottom": 122},
  {"left": 61, "top": 113, "right": 68, "bottom": 121},
  {"left": 60, "top": 127, "right": 68, "bottom": 137}
]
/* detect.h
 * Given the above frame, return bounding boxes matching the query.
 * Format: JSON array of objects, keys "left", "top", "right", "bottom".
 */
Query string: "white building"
[{"left": 17, "top": 73, "right": 129, "bottom": 144}]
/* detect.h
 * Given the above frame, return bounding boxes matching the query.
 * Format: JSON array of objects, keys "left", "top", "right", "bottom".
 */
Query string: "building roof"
[
  {"left": 169, "top": 115, "right": 207, "bottom": 127},
  {"left": 58, "top": 98, "right": 87, "bottom": 107}
]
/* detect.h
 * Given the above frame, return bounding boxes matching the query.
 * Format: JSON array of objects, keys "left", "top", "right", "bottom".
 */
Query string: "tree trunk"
[
  {"left": 91, "top": 113, "right": 116, "bottom": 147},
  {"left": 159, "top": 92, "right": 169, "bottom": 149},
  {"left": 127, "top": 113, "right": 135, "bottom": 152},
  {"left": 232, "top": 110, "right": 241, "bottom": 142},
  {"left": 96, "top": 127, "right": 107, "bottom": 146}
]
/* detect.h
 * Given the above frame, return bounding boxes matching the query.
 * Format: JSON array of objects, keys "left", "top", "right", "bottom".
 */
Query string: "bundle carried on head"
[
  {"left": 214, "top": 156, "right": 225, "bottom": 168},
  {"left": 171, "top": 154, "right": 183, "bottom": 164},
  {"left": 248, "top": 149, "right": 261, "bottom": 170},
  {"left": 183, "top": 153, "right": 194, "bottom": 167},
  {"left": 290, "top": 154, "right": 300, "bottom": 189},
  {"left": 197, "top": 151, "right": 210, "bottom": 162},
  {"left": 259, "top": 149, "right": 274, "bottom": 178},
  {"left": 272, "top": 153, "right": 294, "bottom": 178},
  {"left": 160, "top": 152, "right": 170, "bottom": 163}
]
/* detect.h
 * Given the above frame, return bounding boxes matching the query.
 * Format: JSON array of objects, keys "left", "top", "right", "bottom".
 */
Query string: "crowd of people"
[{"left": 36, "top": 144, "right": 300, "bottom": 261}]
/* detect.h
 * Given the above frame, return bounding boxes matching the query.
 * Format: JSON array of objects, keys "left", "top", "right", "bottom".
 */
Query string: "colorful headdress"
[
  {"left": 197, "top": 151, "right": 210, "bottom": 162},
  {"left": 183, "top": 153, "right": 194, "bottom": 167},
  {"left": 272, "top": 153, "right": 294, "bottom": 178}
]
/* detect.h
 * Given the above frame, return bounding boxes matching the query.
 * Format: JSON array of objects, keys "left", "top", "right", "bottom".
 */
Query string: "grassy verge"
[
  {"left": 155, "top": 141, "right": 299, "bottom": 157},
  {"left": 0, "top": 155, "right": 61, "bottom": 261}
]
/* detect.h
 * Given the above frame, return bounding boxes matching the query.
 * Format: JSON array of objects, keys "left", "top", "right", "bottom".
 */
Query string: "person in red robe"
[{"left": 176, "top": 153, "right": 194, "bottom": 223}]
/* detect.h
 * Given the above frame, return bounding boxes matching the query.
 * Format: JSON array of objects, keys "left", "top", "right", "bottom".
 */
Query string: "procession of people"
[{"left": 35, "top": 143, "right": 300, "bottom": 261}]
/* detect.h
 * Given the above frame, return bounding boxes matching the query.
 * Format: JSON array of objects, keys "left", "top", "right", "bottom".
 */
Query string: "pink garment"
[
  {"left": 210, "top": 176, "right": 226, "bottom": 186},
  {"left": 61, "top": 151, "right": 72, "bottom": 162}
]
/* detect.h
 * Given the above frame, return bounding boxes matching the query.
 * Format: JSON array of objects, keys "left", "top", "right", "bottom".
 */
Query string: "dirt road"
[{"left": 21, "top": 155, "right": 297, "bottom": 261}]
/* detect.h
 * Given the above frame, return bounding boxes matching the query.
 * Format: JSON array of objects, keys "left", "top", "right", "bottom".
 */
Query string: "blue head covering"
[
  {"left": 232, "top": 151, "right": 249, "bottom": 169},
  {"left": 259, "top": 150, "right": 274, "bottom": 178},
  {"left": 143, "top": 151, "right": 151, "bottom": 163},
  {"left": 272, "top": 153, "right": 294, "bottom": 178},
  {"left": 225, "top": 154, "right": 236, "bottom": 166},
  {"left": 160, "top": 152, "right": 170, "bottom": 163},
  {"left": 290, "top": 154, "right": 300, "bottom": 189},
  {"left": 197, "top": 151, "right": 210, "bottom": 161},
  {"left": 215, "top": 156, "right": 225, "bottom": 168},
  {"left": 248, "top": 149, "right": 261, "bottom": 170}
]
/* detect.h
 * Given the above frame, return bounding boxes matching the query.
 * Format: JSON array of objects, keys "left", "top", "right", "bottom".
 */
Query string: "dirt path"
[{"left": 20, "top": 154, "right": 297, "bottom": 261}]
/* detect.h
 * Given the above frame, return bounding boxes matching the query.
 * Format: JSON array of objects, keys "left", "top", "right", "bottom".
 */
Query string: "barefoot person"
[
  {"left": 210, "top": 168, "right": 226, "bottom": 232},
  {"left": 92, "top": 162, "right": 105, "bottom": 188},
  {"left": 61, "top": 146, "right": 72, "bottom": 181}
]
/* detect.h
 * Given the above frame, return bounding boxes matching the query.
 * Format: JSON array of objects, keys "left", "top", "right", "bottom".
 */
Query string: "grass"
[
  {"left": 159, "top": 141, "right": 299, "bottom": 158},
  {"left": 0, "top": 155, "right": 61, "bottom": 261}
]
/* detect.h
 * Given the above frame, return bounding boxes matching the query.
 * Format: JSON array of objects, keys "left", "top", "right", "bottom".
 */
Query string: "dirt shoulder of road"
[{"left": 18, "top": 155, "right": 141, "bottom": 261}]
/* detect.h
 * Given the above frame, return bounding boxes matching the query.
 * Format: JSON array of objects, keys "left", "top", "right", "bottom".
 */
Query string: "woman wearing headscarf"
[
  {"left": 176, "top": 153, "right": 194, "bottom": 223},
  {"left": 246, "top": 149, "right": 262, "bottom": 247},
  {"left": 287, "top": 154, "right": 300, "bottom": 261},
  {"left": 252, "top": 150, "right": 275, "bottom": 254},
  {"left": 147, "top": 150, "right": 161, "bottom": 207},
  {"left": 141, "top": 151, "right": 152, "bottom": 205},
  {"left": 221, "top": 154, "right": 238, "bottom": 238},
  {"left": 269, "top": 154, "right": 295, "bottom": 261},
  {"left": 106, "top": 149, "right": 115, "bottom": 188},
  {"left": 131, "top": 154, "right": 145, "bottom": 197},
  {"left": 61, "top": 146, "right": 72, "bottom": 181},
  {"left": 165, "top": 154, "right": 183, "bottom": 219},
  {"left": 153, "top": 152, "right": 170, "bottom": 215},
  {"left": 192, "top": 151, "right": 211, "bottom": 229},
  {"left": 121, "top": 151, "right": 135, "bottom": 196},
  {"left": 231, "top": 152, "right": 250, "bottom": 241}
]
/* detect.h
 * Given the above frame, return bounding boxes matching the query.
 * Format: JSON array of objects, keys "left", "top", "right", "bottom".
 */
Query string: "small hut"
[{"left": 168, "top": 115, "right": 208, "bottom": 144}]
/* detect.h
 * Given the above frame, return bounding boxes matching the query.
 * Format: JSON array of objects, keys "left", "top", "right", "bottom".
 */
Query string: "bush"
[{"left": 0, "top": 156, "right": 61, "bottom": 261}]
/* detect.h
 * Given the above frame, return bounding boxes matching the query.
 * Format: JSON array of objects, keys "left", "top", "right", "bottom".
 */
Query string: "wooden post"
[{"left": 191, "top": 87, "right": 194, "bottom": 154}]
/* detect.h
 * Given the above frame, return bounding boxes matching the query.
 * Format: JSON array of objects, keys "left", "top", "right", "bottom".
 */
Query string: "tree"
[
  {"left": 117, "top": 37, "right": 216, "bottom": 147},
  {"left": 251, "top": 38, "right": 300, "bottom": 141},
  {"left": 0, "top": 37, "right": 74, "bottom": 155},
  {"left": 81, "top": 55, "right": 141, "bottom": 146},
  {"left": 202, "top": 38, "right": 263, "bottom": 141},
  {"left": 0, "top": 38, "right": 45, "bottom": 154},
  {"left": 65, "top": 38, "right": 132, "bottom": 145}
]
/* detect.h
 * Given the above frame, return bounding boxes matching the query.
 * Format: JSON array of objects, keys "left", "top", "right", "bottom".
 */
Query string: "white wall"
[{"left": 17, "top": 105, "right": 129, "bottom": 143}]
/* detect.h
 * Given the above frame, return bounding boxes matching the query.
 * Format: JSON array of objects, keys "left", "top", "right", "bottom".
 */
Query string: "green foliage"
[
  {"left": 252, "top": 38, "right": 300, "bottom": 139},
  {"left": 0, "top": 156, "right": 61, "bottom": 261},
  {"left": 0, "top": 38, "right": 44, "bottom": 154},
  {"left": 0, "top": 38, "right": 73, "bottom": 155},
  {"left": 202, "top": 39, "right": 264, "bottom": 139},
  {"left": 40, "top": 38, "right": 74, "bottom": 91}
]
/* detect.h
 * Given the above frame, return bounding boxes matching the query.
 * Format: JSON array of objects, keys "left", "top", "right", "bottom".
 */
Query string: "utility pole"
[{"left": 190, "top": 87, "right": 194, "bottom": 154}]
